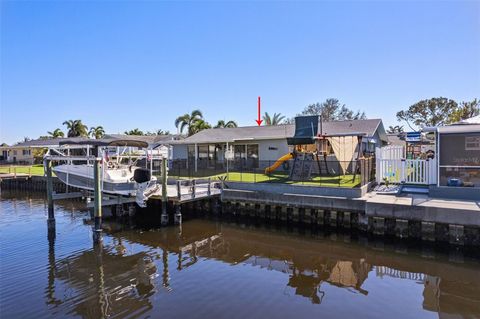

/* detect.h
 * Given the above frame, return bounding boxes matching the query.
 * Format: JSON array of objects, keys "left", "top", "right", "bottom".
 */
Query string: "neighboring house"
[
  {"left": 387, "top": 133, "right": 405, "bottom": 146},
  {"left": 170, "top": 119, "right": 388, "bottom": 171},
  {"left": 0, "top": 138, "right": 71, "bottom": 164}
]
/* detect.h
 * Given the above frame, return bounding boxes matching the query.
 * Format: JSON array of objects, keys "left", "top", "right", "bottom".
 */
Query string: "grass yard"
[
  {"left": 170, "top": 171, "right": 361, "bottom": 188},
  {"left": 0, "top": 164, "right": 45, "bottom": 176}
]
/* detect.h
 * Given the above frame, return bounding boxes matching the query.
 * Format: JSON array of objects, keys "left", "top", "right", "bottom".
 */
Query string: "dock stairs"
[{"left": 290, "top": 153, "right": 315, "bottom": 181}]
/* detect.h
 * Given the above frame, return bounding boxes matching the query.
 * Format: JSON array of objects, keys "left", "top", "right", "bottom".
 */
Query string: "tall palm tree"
[
  {"left": 89, "top": 126, "right": 105, "bottom": 139},
  {"left": 214, "top": 120, "right": 238, "bottom": 128},
  {"left": 175, "top": 109, "right": 204, "bottom": 136},
  {"left": 124, "top": 128, "right": 144, "bottom": 136},
  {"left": 189, "top": 119, "right": 211, "bottom": 135},
  {"left": 47, "top": 128, "right": 65, "bottom": 138},
  {"left": 263, "top": 112, "right": 285, "bottom": 125},
  {"left": 62, "top": 120, "right": 88, "bottom": 137}
]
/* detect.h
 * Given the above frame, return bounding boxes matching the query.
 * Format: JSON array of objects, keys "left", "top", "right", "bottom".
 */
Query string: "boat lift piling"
[
  {"left": 45, "top": 158, "right": 55, "bottom": 231},
  {"left": 92, "top": 146, "right": 103, "bottom": 244},
  {"left": 161, "top": 158, "right": 169, "bottom": 226}
]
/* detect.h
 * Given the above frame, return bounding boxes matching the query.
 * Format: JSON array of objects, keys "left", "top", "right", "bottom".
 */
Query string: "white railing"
[
  {"left": 376, "top": 145, "right": 405, "bottom": 160},
  {"left": 376, "top": 158, "right": 437, "bottom": 185}
]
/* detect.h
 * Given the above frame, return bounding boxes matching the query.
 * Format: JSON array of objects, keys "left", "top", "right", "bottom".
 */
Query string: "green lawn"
[
  {"left": 0, "top": 165, "right": 45, "bottom": 176},
  {"left": 170, "top": 171, "right": 361, "bottom": 188}
]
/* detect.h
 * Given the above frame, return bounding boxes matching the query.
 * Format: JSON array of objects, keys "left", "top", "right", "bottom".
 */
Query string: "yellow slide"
[{"left": 265, "top": 153, "right": 294, "bottom": 174}]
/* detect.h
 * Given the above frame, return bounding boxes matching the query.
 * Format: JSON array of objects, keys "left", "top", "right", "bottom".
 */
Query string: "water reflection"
[{"left": 99, "top": 220, "right": 479, "bottom": 318}]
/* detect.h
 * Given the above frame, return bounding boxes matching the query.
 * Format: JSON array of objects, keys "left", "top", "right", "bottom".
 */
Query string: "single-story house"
[
  {"left": 169, "top": 118, "right": 388, "bottom": 172},
  {"left": 0, "top": 138, "right": 81, "bottom": 164}
]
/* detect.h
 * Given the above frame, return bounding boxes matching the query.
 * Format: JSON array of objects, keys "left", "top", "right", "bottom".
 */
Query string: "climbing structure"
[{"left": 290, "top": 152, "right": 315, "bottom": 181}]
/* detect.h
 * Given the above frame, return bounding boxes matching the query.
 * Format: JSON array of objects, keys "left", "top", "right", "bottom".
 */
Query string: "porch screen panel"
[
  {"left": 439, "top": 133, "right": 480, "bottom": 187},
  {"left": 247, "top": 144, "right": 259, "bottom": 168}
]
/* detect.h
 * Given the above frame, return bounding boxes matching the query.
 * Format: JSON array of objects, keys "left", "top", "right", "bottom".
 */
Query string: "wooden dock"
[
  {"left": 150, "top": 179, "right": 222, "bottom": 203},
  {"left": 0, "top": 173, "right": 31, "bottom": 180}
]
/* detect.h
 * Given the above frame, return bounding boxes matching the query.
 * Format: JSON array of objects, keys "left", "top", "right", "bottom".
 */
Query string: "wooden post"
[
  {"left": 207, "top": 177, "right": 211, "bottom": 196},
  {"left": 93, "top": 148, "right": 102, "bottom": 243},
  {"left": 161, "top": 158, "right": 169, "bottom": 226},
  {"left": 174, "top": 204, "right": 182, "bottom": 225},
  {"left": 45, "top": 159, "right": 55, "bottom": 230},
  {"left": 191, "top": 179, "right": 196, "bottom": 199},
  {"left": 177, "top": 180, "right": 181, "bottom": 200}
]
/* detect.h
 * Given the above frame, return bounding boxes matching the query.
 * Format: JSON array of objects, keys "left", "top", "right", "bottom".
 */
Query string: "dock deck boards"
[{"left": 149, "top": 182, "right": 222, "bottom": 203}]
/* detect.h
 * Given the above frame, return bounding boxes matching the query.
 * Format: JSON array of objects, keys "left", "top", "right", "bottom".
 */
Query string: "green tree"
[
  {"left": 62, "top": 120, "right": 88, "bottom": 137},
  {"left": 263, "top": 112, "right": 285, "bottom": 125},
  {"left": 396, "top": 97, "right": 459, "bottom": 129},
  {"left": 89, "top": 126, "right": 105, "bottom": 139},
  {"left": 175, "top": 109, "right": 205, "bottom": 136},
  {"left": 214, "top": 120, "right": 238, "bottom": 128},
  {"left": 387, "top": 125, "right": 404, "bottom": 134},
  {"left": 189, "top": 119, "right": 212, "bottom": 135},
  {"left": 47, "top": 128, "right": 65, "bottom": 138},
  {"left": 124, "top": 128, "right": 144, "bottom": 136},
  {"left": 297, "top": 98, "right": 366, "bottom": 121},
  {"left": 449, "top": 99, "right": 480, "bottom": 123}
]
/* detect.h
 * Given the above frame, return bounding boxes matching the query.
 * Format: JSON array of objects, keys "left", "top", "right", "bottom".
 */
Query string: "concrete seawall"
[{"left": 221, "top": 183, "right": 480, "bottom": 246}]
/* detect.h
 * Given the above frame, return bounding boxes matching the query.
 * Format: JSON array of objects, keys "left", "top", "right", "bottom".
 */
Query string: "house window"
[
  {"left": 466, "top": 136, "right": 480, "bottom": 150},
  {"left": 22, "top": 149, "right": 31, "bottom": 156},
  {"left": 13, "top": 150, "right": 17, "bottom": 156}
]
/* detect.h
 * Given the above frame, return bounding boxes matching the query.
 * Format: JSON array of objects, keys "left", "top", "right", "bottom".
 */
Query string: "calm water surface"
[{"left": 1, "top": 191, "right": 480, "bottom": 319}]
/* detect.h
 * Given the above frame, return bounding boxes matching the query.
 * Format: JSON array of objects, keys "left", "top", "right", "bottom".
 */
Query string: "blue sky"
[{"left": 1, "top": 0, "right": 479, "bottom": 144}]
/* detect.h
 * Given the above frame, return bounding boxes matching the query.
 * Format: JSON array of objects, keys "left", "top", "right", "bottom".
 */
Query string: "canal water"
[{"left": 1, "top": 191, "right": 479, "bottom": 319}]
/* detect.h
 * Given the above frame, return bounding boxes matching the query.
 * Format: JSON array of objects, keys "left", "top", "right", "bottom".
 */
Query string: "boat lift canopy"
[{"left": 59, "top": 138, "right": 149, "bottom": 148}]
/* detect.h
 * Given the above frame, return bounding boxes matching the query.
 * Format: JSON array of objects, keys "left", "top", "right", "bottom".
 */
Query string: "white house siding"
[{"left": 257, "top": 139, "right": 291, "bottom": 168}]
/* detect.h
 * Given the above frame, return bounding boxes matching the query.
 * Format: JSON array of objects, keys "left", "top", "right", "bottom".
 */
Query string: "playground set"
[{"left": 264, "top": 115, "right": 372, "bottom": 182}]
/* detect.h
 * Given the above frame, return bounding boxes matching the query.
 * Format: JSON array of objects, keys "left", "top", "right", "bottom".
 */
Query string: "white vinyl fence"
[{"left": 376, "top": 146, "right": 437, "bottom": 185}]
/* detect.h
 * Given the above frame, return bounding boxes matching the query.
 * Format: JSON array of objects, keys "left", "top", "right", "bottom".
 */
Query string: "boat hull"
[{"left": 53, "top": 166, "right": 137, "bottom": 196}]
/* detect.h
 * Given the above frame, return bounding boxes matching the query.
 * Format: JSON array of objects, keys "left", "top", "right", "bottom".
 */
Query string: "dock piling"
[
  {"left": 93, "top": 151, "right": 103, "bottom": 243},
  {"left": 161, "top": 158, "right": 169, "bottom": 226},
  {"left": 45, "top": 159, "right": 55, "bottom": 231}
]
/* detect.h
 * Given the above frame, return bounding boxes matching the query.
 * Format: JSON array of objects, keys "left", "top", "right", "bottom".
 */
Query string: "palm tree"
[
  {"left": 156, "top": 129, "right": 171, "bottom": 135},
  {"left": 47, "top": 128, "right": 65, "bottom": 138},
  {"left": 62, "top": 120, "right": 88, "bottom": 137},
  {"left": 124, "top": 128, "right": 144, "bottom": 136},
  {"left": 214, "top": 120, "right": 238, "bottom": 128},
  {"left": 89, "top": 126, "right": 105, "bottom": 139},
  {"left": 175, "top": 109, "right": 205, "bottom": 136},
  {"left": 189, "top": 119, "right": 211, "bottom": 135},
  {"left": 263, "top": 112, "right": 285, "bottom": 125},
  {"left": 387, "top": 125, "right": 404, "bottom": 134}
]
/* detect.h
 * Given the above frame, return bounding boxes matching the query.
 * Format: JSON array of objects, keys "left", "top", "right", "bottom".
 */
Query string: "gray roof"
[
  {"left": 387, "top": 133, "right": 405, "bottom": 146},
  {"left": 1, "top": 137, "right": 88, "bottom": 148},
  {"left": 171, "top": 119, "right": 387, "bottom": 145}
]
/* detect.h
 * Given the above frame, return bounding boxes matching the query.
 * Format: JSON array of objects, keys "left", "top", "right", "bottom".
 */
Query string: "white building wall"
[{"left": 257, "top": 139, "right": 290, "bottom": 162}]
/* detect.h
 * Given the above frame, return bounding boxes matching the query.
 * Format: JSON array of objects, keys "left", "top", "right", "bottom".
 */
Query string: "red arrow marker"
[{"left": 255, "top": 96, "right": 263, "bottom": 126}]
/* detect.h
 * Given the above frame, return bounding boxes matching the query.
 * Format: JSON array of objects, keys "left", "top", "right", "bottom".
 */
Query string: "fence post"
[
  {"left": 207, "top": 177, "right": 211, "bottom": 196},
  {"left": 401, "top": 159, "right": 406, "bottom": 184}
]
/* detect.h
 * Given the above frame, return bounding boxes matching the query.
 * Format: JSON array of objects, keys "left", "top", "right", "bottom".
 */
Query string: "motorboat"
[{"left": 48, "top": 138, "right": 160, "bottom": 206}]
